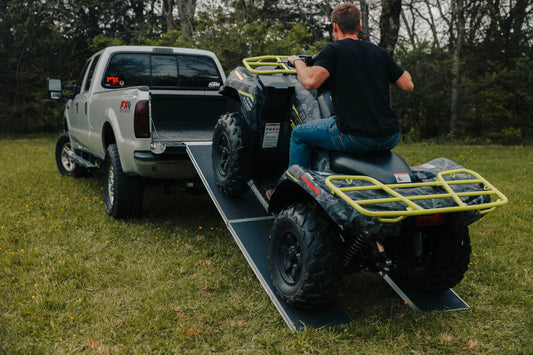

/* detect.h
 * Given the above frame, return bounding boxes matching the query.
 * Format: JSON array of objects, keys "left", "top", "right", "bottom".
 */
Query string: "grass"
[{"left": 0, "top": 135, "right": 531, "bottom": 354}]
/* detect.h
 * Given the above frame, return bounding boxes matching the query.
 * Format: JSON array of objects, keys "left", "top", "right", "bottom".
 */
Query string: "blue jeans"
[{"left": 289, "top": 118, "right": 400, "bottom": 168}]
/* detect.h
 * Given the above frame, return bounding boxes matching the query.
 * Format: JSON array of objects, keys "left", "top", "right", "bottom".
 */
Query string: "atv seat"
[{"left": 329, "top": 151, "right": 417, "bottom": 184}]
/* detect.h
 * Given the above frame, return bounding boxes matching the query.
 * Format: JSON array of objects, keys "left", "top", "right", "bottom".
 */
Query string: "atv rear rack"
[
  {"left": 325, "top": 169, "right": 508, "bottom": 223},
  {"left": 243, "top": 55, "right": 297, "bottom": 74}
]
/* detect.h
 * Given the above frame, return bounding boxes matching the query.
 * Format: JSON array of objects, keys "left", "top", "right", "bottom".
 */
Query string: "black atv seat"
[{"left": 329, "top": 151, "right": 417, "bottom": 184}]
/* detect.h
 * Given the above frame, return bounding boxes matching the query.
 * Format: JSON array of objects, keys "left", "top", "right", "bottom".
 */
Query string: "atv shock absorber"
[
  {"left": 344, "top": 233, "right": 367, "bottom": 267},
  {"left": 413, "top": 232, "right": 424, "bottom": 258}
]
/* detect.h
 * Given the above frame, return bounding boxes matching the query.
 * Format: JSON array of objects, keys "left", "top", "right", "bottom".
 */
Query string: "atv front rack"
[
  {"left": 243, "top": 55, "right": 297, "bottom": 74},
  {"left": 325, "top": 169, "right": 508, "bottom": 223}
]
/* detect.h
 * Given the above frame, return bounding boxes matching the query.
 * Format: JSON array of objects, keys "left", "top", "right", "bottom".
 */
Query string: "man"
[{"left": 287, "top": 2, "right": 414, "bottom": 168}]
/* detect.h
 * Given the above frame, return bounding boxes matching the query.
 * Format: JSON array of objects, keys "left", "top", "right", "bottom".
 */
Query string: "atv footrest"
[
  {"left": 186, "top": 142, "right": 352, "bottom": 331},
  {"left": 381, "top": 271, "right": 469, "bottom": 312}
]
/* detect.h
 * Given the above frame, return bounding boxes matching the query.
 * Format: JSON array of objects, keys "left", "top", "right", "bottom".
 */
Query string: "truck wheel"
[
  {"left": 212, "top": 112, "right": 249, "bottom": 196},
  {"left": 269, "top": 203, "right": 342, "bottom": 309},
  {"left": 55, "top": 132, "right": 87, "bottom": 177},
  {"left": 418, "top": 217, "right": 471, "bottom": 291},
  {"left": 103, "top": 144, "right": 144, "bottom": 219}
]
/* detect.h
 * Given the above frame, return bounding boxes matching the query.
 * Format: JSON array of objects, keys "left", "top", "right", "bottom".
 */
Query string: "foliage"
[
  {"left": 0, "top": 0, "right": 530, "bottom": 143},
  {"left": 0, "top": 136, "right": 531, "bottom": 353},
  {"left": 393, "top": 45, "right": 532, "bottom": 144}
]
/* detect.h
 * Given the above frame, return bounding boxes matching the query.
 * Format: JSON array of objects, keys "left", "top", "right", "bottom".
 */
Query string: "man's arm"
[
  {"left": 288, "top": 55, "right": 330, "bottom": 90},
  {"left": 395, "top": 70, "right": 414, "bottom": 92}
]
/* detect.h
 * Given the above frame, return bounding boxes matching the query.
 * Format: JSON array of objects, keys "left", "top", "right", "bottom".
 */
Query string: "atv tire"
[
  {"left": 212, "top": 112, "right": 249, "bottom": 196},
  {"left": 103, "top": 144, "right": 144, "bottom": 219},
  {"left": 269, "top": 203, "right": 342, "bottom": 309},
  {"left": 422, "top": 216, "right": 471, "bottom": 290},
  {"left": 55, "top": 132, "right": 87, "bottom": 178}
]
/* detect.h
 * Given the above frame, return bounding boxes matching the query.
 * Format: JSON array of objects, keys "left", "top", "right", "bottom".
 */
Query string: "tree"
[
  {"left": 177, "top": 0, "right": 197, "bottom": 42},
  {"left": 163, "top": 0, "right": 175, "bottom": 32},
  {"left": 449, "top": 0, "right": 465, "bottom": 138},
  {"left": 379, "top": 0, "right": 402, "bottom": 54}
]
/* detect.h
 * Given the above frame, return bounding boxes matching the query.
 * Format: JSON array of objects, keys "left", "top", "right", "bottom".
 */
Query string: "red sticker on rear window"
[{"left": 106, "top": 76, "right": 120, "bottom": 85}]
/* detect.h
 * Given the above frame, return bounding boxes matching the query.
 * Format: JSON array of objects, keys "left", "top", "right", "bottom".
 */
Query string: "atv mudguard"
[{"left": 269, "top": 157, "right": 506, "bottom": 236}]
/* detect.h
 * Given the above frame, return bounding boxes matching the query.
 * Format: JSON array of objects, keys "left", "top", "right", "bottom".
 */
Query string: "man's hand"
[{"left": 288, "top": 55, "right": 303, "bottom": 66}]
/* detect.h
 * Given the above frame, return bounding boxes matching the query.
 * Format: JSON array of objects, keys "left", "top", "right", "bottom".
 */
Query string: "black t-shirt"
[{"left": 313, "top": 39, "right": 404, "bottom": 138}]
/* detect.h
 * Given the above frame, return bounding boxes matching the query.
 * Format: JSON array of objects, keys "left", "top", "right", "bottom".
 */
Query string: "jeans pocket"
[{"left": 331, "top": 134, "right": 345, "bottom": 149}]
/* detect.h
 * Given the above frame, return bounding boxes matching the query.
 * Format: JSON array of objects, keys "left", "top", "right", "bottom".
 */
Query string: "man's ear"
[{"left": 357, "top": 24, "right": 362, "bottom": 33}]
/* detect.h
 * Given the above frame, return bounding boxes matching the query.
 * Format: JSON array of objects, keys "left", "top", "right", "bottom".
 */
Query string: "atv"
[{"left": 212, "top": 55, "right": 507, "bottom": 309}]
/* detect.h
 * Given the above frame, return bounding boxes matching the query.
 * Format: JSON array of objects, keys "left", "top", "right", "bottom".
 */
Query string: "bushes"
[
  {"left": 0, "top": 1, "right": 530, "bottom": 144},
  {"left": 393, "top": 47, "right": 532, "bottom": 144}
]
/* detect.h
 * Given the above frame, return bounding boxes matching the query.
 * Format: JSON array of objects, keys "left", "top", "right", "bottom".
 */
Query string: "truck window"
[
  {"left": 177, "top": 55, "right": 222, "bottom": 89},
  {"left": 152, "top": 55, "right": 178, "bottom": 87},
  {"left": 102, "top": 52, "right": 222, "bottom": 90},
  {"left": 75, "top": 60, "right": 91, "bottom": 95},
  {"left": 103, "top": 53, "right": 150, "bottom": 88},
  {"left": 84, "top": 54, "right": 101, "bottom": 92}
]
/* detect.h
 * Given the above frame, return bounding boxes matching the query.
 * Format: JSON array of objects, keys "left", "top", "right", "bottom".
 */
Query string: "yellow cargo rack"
[
  {"left": 325, "top": 169, "right": 508, "bottom": 223},
  {"left": 243, "top": 55, "right": 297, "bottom": 74}
]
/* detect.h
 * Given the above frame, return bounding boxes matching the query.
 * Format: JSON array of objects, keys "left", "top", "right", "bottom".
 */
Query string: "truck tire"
[
  {"left": 212, "top": 112, "right": 249, "bottom": 196},
  {"left": 55, "top": 132, "right": 87, "bottom": 177},
  {"left": 422, "top": 218, "right": 471, "bottom": 290},
  {"left": 269, "top": 203, "right": 342, "bottom": 309},
  {"left": 103, "top": 144, "right": 144, "bottom": 219}
]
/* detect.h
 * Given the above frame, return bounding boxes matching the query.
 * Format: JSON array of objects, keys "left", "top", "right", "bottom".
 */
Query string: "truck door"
[
  {"left": 73, "top": 55, "right": 100, "bottom": 150},
  {"left": 82, "top": 54, "right": 101, "bottom": 151},
  {"left": 68, "top": 59, "right": 91, "bottom": 149}
]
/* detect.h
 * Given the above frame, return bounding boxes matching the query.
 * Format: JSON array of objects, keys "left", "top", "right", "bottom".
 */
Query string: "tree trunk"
[
  {"left": 450, "top": 0, "right": 464, "bottom": 138},
  {"left": 163, "top": 0, "right": 174, "bottom": 32},
  {"left": 359, "top": 0, "right": 370, "bottom": 41},
  {"left": 177, "top": 0, "right": 197, "bottom": 42},
  {"left": 378, "top": 0, "right": 402, "bottom": 55},
  {"left": 400, "top": 6, "right": 416, "bottom": 49}
]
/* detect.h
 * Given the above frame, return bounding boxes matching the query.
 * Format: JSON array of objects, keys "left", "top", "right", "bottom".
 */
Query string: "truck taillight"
[{"left": 134, "top": 100, "right": 150, "bottom": 138}]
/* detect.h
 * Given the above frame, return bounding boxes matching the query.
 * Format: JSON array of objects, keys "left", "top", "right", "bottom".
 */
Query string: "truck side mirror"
[{"left": 46, "top": 78, "right": 62, "bottom": 99}]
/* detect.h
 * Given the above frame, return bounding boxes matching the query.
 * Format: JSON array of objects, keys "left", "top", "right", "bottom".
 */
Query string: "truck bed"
[{"left": 151, "top": 92, "right": 227, "bottom": 145}]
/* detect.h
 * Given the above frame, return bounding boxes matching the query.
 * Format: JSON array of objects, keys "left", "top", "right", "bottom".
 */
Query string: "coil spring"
[
  {"left": 413, "top": 232, "right": 424, "bottom": 258},
  {"left": 344, "top": 233, "right": 367, "bottom": 266}
]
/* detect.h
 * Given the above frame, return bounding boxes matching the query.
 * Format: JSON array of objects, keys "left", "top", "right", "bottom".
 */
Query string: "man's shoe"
[{"left": 265, "top": 188, "right": 274, "bottom": 201}]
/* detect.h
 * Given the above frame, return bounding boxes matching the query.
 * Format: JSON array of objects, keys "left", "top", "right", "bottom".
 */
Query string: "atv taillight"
[
  {"left": 134, "top": 100, "right": 150, "bottom": 138},
  {"left": 415, "top": 213, "right": 446, "bottom": 227}
]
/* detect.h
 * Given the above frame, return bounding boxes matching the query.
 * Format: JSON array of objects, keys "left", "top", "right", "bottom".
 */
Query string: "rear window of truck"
[{"left": 102, "top": 53, "right": 222, "bottom": 90}]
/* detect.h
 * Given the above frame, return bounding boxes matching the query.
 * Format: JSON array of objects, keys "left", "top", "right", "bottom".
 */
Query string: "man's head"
[{"left": 331, "top": 2, "right": 361, "bottom": 39}]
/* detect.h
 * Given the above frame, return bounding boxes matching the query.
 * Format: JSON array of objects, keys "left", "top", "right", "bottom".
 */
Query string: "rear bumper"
[{"left": 133, "top": 148, "right": 198, "bottom": 179}]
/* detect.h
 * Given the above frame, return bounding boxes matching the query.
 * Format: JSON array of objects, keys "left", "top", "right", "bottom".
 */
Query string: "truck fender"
[
  {"left": 63, "top": 102, "right": 72, "bottom": 131},
  {"left": 101, "top": 107, "right": 128, "bottom": 157}
]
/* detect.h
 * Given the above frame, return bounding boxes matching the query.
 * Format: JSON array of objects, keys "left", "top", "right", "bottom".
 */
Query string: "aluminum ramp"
[
  {"left": 185, "top": 142, "right": 468, "bottom": 330},
  {"left": 186, "top": 142, "right": 352, "bottom": 330}
]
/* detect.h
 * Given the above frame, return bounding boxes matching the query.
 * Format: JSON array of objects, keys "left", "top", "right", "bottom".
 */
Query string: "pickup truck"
[{"left": 46, "top": 46, "right": 227, "bottom": 218}]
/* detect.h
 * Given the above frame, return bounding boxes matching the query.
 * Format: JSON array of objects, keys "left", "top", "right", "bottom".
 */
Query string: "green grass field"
[{"left": 0, "top": 135, "right": 531, "bottom": 354}]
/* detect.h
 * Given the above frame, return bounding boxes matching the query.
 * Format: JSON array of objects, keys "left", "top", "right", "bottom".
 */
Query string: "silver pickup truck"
[{"left": 47, "top": 46, "right": 227, "bottom": 218}]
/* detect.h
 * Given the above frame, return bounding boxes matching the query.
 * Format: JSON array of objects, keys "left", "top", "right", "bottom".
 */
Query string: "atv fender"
[
  {"left": 268, "top": 179, "right": 314, "bottom": 214},
  {"left": 268, "top": 166, "right": 363, "bottom": 230}
]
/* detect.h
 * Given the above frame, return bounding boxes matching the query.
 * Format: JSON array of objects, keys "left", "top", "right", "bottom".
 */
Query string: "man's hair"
[{"left": 331, "top": 2, "right": 361, "bottom": 34}]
